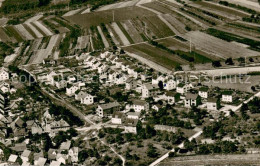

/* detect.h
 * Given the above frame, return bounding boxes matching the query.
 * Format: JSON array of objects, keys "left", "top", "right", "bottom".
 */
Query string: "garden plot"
[
  {"left": 97, "top": 26, "right": 109, "bottom": 48},
  {"left": 0, "top": 27, "right": 11, "bottom": 42},
  {"left": 34, "top": 21, "right": 53, "bottom": 36},
  {"left": 162, "top": 14, "right": 187, "bottom": 34},
  {"left": 0, "top": 18, "right": 8, "bottom": 26},
  {"left": 105, "top": 24, "right": 120, "bottom": 45},
  {"left": 97, "top": 0, "right": 139, "bottom": 11},
  {"left": 121, "top": 20, "right": 143, "bottom": 43},
  {"left": 184, "top": 31, "right": 259, "bottom": 59},
  {"left": 31, "top": 34, "right": 60, "bottom": 64},
  {"left": 63, "top": 8, "right": 82, "bottom": 17},
  {"left": 124, "top": 43, "right": 187, "bottom": 70},
  {"left": 81, "top": 8, "right": 90, "bottom": 14},
  {"left": 75, "top": 36, "right": 89, "bottom": 49},
  {"left": 25, "top": 14, "right": 43, "bottom": 23},
  {"left": 25, "top": 22, "right": 44, "bottom": 38},
  {"left": 111, "top": 22, "right": 130, "bottom": 46},
  {"left": 14, "top": 24, "right": 34, "bottom": 40}
]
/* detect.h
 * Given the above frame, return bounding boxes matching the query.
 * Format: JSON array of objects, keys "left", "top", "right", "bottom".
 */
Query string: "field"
[
  {"left": 160, "top": 154, "right": 260, "bottom": 166},
  {"left": 184, "top": 31, "right": 260, "bottom": 59},
  {"left": 124, "top": 43, "right": 188, "bottom": 70}
]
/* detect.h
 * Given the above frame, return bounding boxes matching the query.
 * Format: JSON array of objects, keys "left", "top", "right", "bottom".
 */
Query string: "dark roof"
[
  {"left": 199, "top": 86, "right": 209, "bottom": 92},
  {"left": 125, "top": 118, "right": 138, "bottom": 127},
  {"left": 222, "top": 91, "right": 233, "bottom": 95},
  {"left": 207, "top": 98, "right": 218, "bottom": 103},
  {"left": 100, "top": 102, "right": 120, "bottom": 110},
  {"left": 185, "top": 93, "right": 199, "bottom": 100},
  {"left": 112, "top": 112, "right": 124, "bottom": 118}
]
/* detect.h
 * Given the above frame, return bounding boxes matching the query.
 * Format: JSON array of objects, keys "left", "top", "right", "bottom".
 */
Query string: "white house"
[
  {"left": 68, "top": 147, "right": 78, "bottom": 163},
  {"left": 221, "top": 91, "right": 233, "bottom": 103},
  {"left": 34, "top": 157, "right": 47, "bottom": 166},
  {"left": 176, "top": 83, "right": 192, "bottom": 94},
  {"left": 165, "top": 91, "right": 180, "bottom": 105},
  {"left": 112, "top": 112, "right": 125, "bottom": 124},
  {"left": 127, "top": 112, "right": 140, "bottom": 120},
  {"left": 131, "top": 100, "right": 149, "bottom": 112},
  {"left": 141, "top": 83, "right": 160, "bottom": 98},
  {"left": 152, "top": 75, "right": 166, "bottom": 85},
  {"left": 199, "top": 87, "right": 209, "bottom": 99},
  {"left": 0, "top": 67, "right": 9, "bottom": 81},
  {"left": 164, "top": 79, "right": 177, "bottom": 91},
  {"left": 206, "top": 98, "right": 220, "bottom": 111},
  {"left": 75, "top": 91, "right": 87, "bottom": 101},
  {"left": 125, "top": 78, "right": 137, "bottom": 90},
  {"left": 0, "top": 82, "right": 10, "bottom": 93},
  {"left": 21, "top": 149, "right": 31, "bottom": 163},
  {"left": 55, "top": 80, "right": 67, "bottom": 89},
  {"left": 66, "top": 85, "right": 79, "bottom": 96},
  {"left": 124, "top": 119, "right": 138, "bottom": 134},
  {"left": 81, "top": 94, "right": 94, "bottom": 105},
  {"left": 184, "top": 93, "right": 200, "bottom": 108},
  {"left": 96, "top": 102, "right": 120, "bottom": 117}
]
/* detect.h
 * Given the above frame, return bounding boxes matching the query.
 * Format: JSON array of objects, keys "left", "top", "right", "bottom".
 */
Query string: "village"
[{"left": 0, "top": 47, "right": 258, "bottom": 165}]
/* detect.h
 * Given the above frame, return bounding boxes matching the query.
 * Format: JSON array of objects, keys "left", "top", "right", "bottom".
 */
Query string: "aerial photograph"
[{"left": 0, "top": 0, "right": 259, "bottom": 165}]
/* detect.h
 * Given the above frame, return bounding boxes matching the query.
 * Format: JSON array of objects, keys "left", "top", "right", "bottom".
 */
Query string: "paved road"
[{"left": 149, "top": 130, "right": 203, "bottom": 166}]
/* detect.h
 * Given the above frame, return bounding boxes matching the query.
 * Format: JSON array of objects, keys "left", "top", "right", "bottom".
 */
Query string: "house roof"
[
  {"left": 199, "top": 86, "right": 209, "bottom": 92},
  {"left": 60, "top": 141, "right": 71, "bottom": 150},
  {"left": 166, "top": 91, "right": 178, "bottom": 97},
  {"left": 21, "top": 149, "right": 31, "bottom": 158},
  {"left": 50, "top": 161, "right": 61, "bottom": 166},
  {"left": 127, "top": 112, "right": 140, "bottom": 117},
  {"left": 132, "top": 100, "right": 147, "bottom": 106},
  {"left": 36, "top": 157, "right": 47, "bottom": 166},
  {"left": 112, "top": 111, "right": 124, "bottom": 118},
  {"left": 99, "top": 102, "right": 120, "bottom": 110},
  {"left": 207, "top": 98, "right": 218, "bottom": 103},
  {"left": 185, "top": 93, "right": 199, "bottom": 100},
  {"left": 125, "top": 118, "right": 138, "bottom": 127},
  {"left": 8, "top": 154, "right": 18, "bottom": 162},
  {"left": 222, "top": 91, "right": 233, "bottom": 95},
  {"left": 143, "top": 83, "right": 159, "bottom": 90}
]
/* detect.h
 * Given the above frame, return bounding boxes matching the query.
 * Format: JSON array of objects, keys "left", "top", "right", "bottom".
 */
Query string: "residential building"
[
  {"left": 222, "top": 91, "right": 233, "bottom": 103},
  {"left": 131, "top": 100, "right": 149, "bottom": 112},
  {"left": 81, "top": 94, "right": 94, "bottom": 105},
  {"left": 184, "top": 93, "right": 201, "bottom": 108},
  {"left": 176, "top": 83, "right": 191, "bottom": 94},
  {"left": 124, "top": 118, "right": 138, "bottom": 134},
  {"left": 112, "top": 112, "right": 125, "bottom": 124},
  {"left": 125, "top": 78, "right": 137, "bottom": 90},
  {"left": 0, "top": 67, "right": 9, "bottom": 81},
  {"left": 141, "top": 83, "right": 160, "bottom": 98},
  {"left": 96, "top": 102, "right": 120, "bottom": 117},
  {"left": 165, "top": 91, "right": 180, "bottom": 105},
  {"left": 206, "top": 98, "right": 221, "bottom": 111},
  {"left": 199, "top": 87, "right": 209, "bottom": 99}
]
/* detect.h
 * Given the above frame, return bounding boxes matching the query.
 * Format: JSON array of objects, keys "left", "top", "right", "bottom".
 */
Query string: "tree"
[
  {"left": 225, "top": 58, "right": 234, "bottom": 65},
  {"left": 147, "top": 144, "right": 158, "bottom": 158},
  {"left": 168, "top": 152, "right": 176, "bottom": 157},
  {"left": 212, "top": 61, "right": 221, "bottom": 67},
  {"left": 251, "top": 86, "right": 256, "bottom": 92},
  {"left": 158, "top": 81, "right": 164, "bottom": 90}
]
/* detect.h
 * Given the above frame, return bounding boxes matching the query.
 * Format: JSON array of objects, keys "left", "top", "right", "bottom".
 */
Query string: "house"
[
  {"left": 69, "top": 147, "right": 79, "bottom": 163},
  {"left": 50, "top": 119, "right": 70, "bottom": 132},
  {"left": 131, "top": 100, "right": 149, "bottom": 112},
  {"left": 176, "top": 83, "right": 191, "bottom": 94},
  {"left": 124, "top": 119, "right": 138, "bottom": 134},
  {"left": 8, "top": 154, "right": 18, "bottom": 163},
  {"left": 184, "top": 93, "right": 201, "bottom": 108},
  {"left": 66, "top": 84, "right": 79, "bottom": 96},
  {"left": 34, "top": 157, "right": 47, "bottom": 166},
  {"left": 125, "top": 78, "right": 137, "bottom": 90},
  {"left": 152, "top": 75, "right": 166, "bottom": 85},
  {"left": 50, "top": 161, "right": 61, "bottom": 166},
  {"left": 0, "top": 67, "right": 9, "bottom": 81},
  {"left": 55, "top": 80, "right": 67, "bottom": 89},
  {"left": 96, "top": 102, "right": 120, "bottom": 117},
  {"left": 75, "top": 91, "right": 87, "bottom": 101},
  {"left": 164, "top": 79, "right": 177, "bottom": 91},
  {"left": 21, "top": 149, "right": 32, "bottom": 163},
  {"left": 206, "top": 98, "right": 221, "bottom": 111},
  {"left": 60, "top": 141, "right": 71, "bottom": 150},
  {"left": 127, "top": 112, "right": 140, "bottom": 120},
  {"left": 0, "top": 82, "right": 10, "bottom": 93},
  {"left": 81, "top": 93, "right": 94, "bottom": 105},
  {"left": 222, "top": 91, "right": 233, "bottom": 103},
  {"left": 112, "top": 112, "right": 125, "bottom": 124},
  {"left": 142, "top": 83, "right": 160, "bottom": 98},
  {"left": 199, "top": 87, "right": 209, "bottom": 99},
  {"left": 165, "top": 91, "right": 180, "bottom": 105},
  {"left": 152, "top": 104, "right": 163, "bottom": 111}
]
